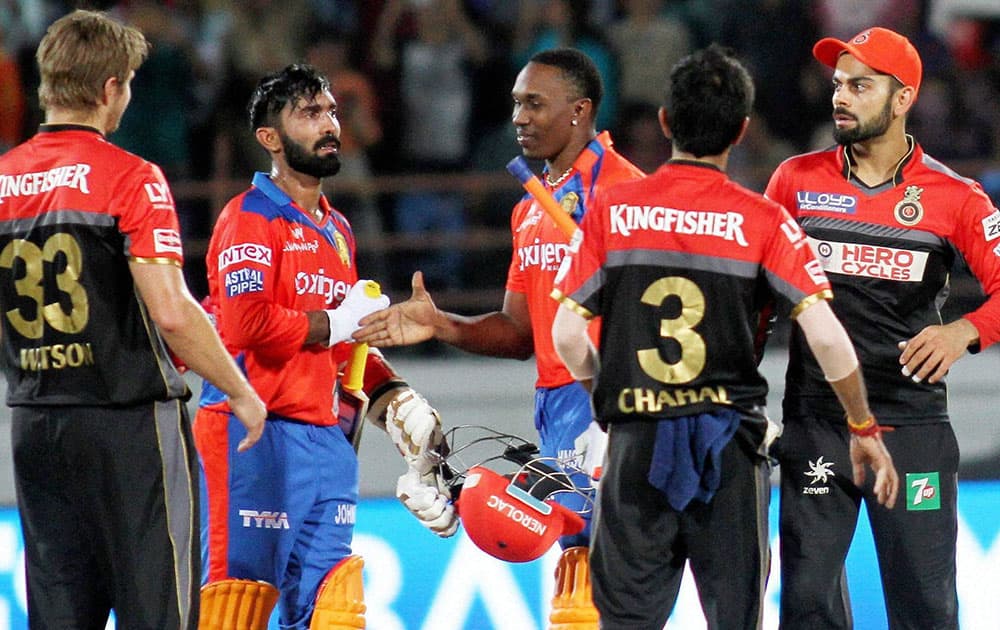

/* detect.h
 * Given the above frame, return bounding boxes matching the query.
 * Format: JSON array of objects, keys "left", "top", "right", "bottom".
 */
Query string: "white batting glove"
[
  {"left": 325, "top": 280, "right": 390, "bottom": 346},
  {"left": 396, "top": 467, "right": 459, "bottom": 538},
  {"left": 386, "top": 388, "right": 443, "bottom": 474}
]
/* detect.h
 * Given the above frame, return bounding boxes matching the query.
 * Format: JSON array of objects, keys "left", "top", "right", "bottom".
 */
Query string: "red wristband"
[{"left": 847, "top": 414, "right": 881, "bottom": 437}]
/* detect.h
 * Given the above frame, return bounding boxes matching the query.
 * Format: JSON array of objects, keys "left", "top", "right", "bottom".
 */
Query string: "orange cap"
[{"left": 813, "top": 27, "right": 922, "bottom": 96}]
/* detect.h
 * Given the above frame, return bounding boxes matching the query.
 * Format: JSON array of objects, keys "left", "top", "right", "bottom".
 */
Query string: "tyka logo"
[{"left": 239, "top": 509, "right": 290, "bottom": 529}]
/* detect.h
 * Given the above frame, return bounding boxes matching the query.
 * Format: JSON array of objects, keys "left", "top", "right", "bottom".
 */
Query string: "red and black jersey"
[
  {"left": 554, "top": 161, "right": 831, "bottom": 424},
  {"left": 0, "top": 125, "right": 188, "bottom": 405},
  {"left": 767, "top": 139, "right": 1000, "bottom": 423}
]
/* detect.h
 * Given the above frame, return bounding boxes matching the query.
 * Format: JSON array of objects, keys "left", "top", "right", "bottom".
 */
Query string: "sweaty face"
[
  {"left": 511, "top": 62, "right": 581, "bottom": 162},
  {"left": 830, "top": 55, "right": 898, "bottom": 146},
  {"left": 278, "top": 90, "right": 342, "bottom": 178}
]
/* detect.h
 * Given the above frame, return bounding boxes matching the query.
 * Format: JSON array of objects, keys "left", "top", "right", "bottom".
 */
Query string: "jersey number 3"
[
  {"left": 0, "top": 234, "right": 90, "bottom": 339},
  {"left": 637, "top": 276, "right": 706, "bottom": 384}
]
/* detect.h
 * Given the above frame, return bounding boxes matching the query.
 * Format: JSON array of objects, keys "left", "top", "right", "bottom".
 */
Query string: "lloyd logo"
[
  {"left": 906, "top": 472, "right": 941, "bottom": 511},
  {"left": 144, "top": 182, "right": 171, "bottom": 205}
]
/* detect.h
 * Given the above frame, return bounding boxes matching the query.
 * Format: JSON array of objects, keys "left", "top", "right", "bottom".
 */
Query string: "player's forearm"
[
  {"left": 552, "top": 305, "right": 594, "bottom": 380},
  {"left": 797, "top": 300, "right": 871, "bottom": 423},
  {"left": 433, "top": 310, "right": 534, "bottom": 359},
  {"left": 163, "top": 306, "right": 255, "bottom": 398}
]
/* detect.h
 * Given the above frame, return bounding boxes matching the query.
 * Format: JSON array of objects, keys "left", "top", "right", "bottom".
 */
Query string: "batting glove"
[
  {"left": 386, "top": 388, "right": 444, "bottom": 474},
  {"left": 396, "top": 466, "right": 459, "bottom": 538},
  {"left": 325, "top": 280, "right": 389, "bottom": 346}
]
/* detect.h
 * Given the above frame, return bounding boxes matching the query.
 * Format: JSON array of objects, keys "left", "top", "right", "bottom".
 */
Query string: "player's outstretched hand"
[
  {"left": 354, "top": 271, "right": 437, "bottom": 347},
  {"left": 230, "top": 387, "right": 267, "bottom": 452},
  {"left": 849, "top": 433, "right": 899, "bottom": 508},
  {"left": 396, "top": 467, "right": 459, "bottom": 537}
]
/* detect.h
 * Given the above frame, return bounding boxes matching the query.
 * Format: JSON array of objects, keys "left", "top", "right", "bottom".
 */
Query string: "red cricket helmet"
[{"left": 434, "top": 426, "right": 594, "bottom": 563}]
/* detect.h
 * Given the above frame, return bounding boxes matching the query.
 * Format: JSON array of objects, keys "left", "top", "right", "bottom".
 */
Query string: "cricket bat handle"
[
  {"left": 344, "top": 280, "right": 381, "bottom": 392},
  {"left": 506, "top": 156, "right": 581, "bottom": 240}
]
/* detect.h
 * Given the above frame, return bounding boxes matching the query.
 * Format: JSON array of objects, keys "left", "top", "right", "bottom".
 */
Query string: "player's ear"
[
  {"left": 255, "top": 126, "right": 281, "bottom": 153},
  {"left": 733, "top": 117, "right": 751, "bottom": 147},
  {"left": 657, "top": 107, "right": 672, "bottom": 140}
]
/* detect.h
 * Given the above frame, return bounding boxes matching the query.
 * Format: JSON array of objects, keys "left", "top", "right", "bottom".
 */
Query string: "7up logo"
[{"left": 906, "top": 472, "right": 941, "bottom": 511}]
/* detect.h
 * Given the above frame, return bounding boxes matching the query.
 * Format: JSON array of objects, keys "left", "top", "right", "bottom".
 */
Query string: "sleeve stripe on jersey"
[
  {"left": 790, "top": 289, "right": 833, "bottom": 320},
  {"left": 551, "top": 288, "right": 594, "bottom": 319},
  {"left": 130, "top": 256, "right": 182, "bottom": 267}
]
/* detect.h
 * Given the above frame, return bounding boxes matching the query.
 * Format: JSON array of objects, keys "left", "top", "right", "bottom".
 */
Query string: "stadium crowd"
[{"left": 1, "top": 0, "right": 999, "bottom": 295}]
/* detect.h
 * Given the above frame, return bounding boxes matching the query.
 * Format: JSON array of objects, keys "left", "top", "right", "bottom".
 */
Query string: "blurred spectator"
[
  {"left": 614, "top": 100, "right": 668, "bottom": 175},
  {"left": 815, "top": 0, "right": 921, "bottom": 41},
  {"left": 305, "top": 33, "right": 389, "bottom": 281},
  {"left": 0, "top": 22, "right": 24, "bottom": 151},
  {"left": 373, "top": 0, "right": 488, "bottom": 290},
  {"left": 513, "top": 0, "right": 619, "bottom": 132},
  {"left": 112, "top": 1, "right": 196, "bottom": 180},
  {"left": 718, "top": 0, "right": 824, "bottom": 151},
  {"left": 608, "top": 0, "right": 692, "bottom": 111},
  {"left": 213, "top": 0, "right": 312, "bottom": 178}
]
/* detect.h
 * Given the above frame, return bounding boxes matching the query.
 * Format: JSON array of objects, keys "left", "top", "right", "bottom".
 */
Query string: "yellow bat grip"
[{"left": 344, "top": 280, "right": 381, "bottom": 392}]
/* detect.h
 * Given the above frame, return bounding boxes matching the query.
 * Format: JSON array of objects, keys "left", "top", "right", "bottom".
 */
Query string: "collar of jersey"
[
  {"left": 840, "top": 134, "right": 917, "bottom": 188},
  {"left": 250, "top": 171, "right": 332, "bottom": 219}
]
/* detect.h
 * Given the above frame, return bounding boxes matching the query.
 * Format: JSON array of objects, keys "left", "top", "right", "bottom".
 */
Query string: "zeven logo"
[
  {"left": 906, "top": 472, "right": 941, "bottom": 511},
  {"left": 802, "top": 457, "right": 834, "bottom": 495}
]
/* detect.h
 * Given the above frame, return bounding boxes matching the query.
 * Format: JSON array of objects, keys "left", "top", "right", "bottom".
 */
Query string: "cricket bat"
[{"left": 339, "top": 280, "right": 381, "bottom": 452}]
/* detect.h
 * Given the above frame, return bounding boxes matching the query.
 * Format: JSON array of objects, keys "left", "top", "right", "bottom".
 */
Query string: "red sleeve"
[
  {"left": 761, "top": 202, "right": 832, "bottom": 315},
  {"left": 117, "top": 162, "right": 184, "bottom": 264},
  {"left": 211, "top": 204, "right": 308, "bottom": 362},
  {"left": 553, "top": 188, "right": 607, "bottom": 315},
  {"left": 950, "top": 186, "right": 1000, "bottom": 349}
]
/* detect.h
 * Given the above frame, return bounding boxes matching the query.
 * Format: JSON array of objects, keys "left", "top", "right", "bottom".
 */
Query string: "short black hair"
[
  {"left": 663, "top": 44, "right": 755, "bottom": 157},
  {"left": 248, "top": 64, "right": 330, "bottom": 131},
  {"left": 529, "top": 48, "right": 603, "bottom": 113}
]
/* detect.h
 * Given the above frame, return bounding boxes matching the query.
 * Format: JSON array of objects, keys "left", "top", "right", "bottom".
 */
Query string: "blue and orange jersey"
[
  {"left": 200, "top": 172, "right": 358, "bottom": 425},
  {"left": 767, "top": 139, "right": 1000, "bottom": 422},
  {"left": 507, "top": 131, "right": 644, "bottom": 388},
  {"left": 0, "top": 125, "right": 188, "bottom": 405}
]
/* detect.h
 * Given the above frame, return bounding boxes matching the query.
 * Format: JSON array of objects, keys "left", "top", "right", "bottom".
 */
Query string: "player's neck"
[
  {"left": 547, "top": 130, "right": 597, "bottom": 185},
  {"left": 269, "top": 166, "right": 323, "bottom": 217},
  {"left": 44, "top": 108, "right": 108, "bottom": 135},
  {"left": 669, "top": 149, "right": 729, "bottom": 172},
  {"left": 847, "top": 129, "right": 911, "bottom": 187}
]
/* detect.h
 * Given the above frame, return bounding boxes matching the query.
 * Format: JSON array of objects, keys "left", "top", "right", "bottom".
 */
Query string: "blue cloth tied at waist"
[{"left": 647, "top": 408, "right": 741, "bottom": 511}]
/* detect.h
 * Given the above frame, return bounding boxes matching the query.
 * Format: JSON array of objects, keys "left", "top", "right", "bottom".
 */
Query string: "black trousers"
[
  {"left": 776, "top": 418, "right": 959, "bottom": 630},
  {"left": 12, "top": 400, "right": 199, "bottom": 629},
  {"left": 591, "top": 419, "right": 770, "bottom": 630}
]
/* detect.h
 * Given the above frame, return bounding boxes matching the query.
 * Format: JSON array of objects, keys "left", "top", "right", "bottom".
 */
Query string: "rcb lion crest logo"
[
  {"left": 894, "top": 185, "right": 924, "bottom": 226},
  {"left": 334, "top": 231, "right": 350, "bottom": 267}
]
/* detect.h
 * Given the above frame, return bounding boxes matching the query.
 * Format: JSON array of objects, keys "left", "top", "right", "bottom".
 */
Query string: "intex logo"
[
  {"left": 797, "top": 191, "right": 858, "bottom": 214},
  {"left": 295, "top": 269, "right": 350, "bottom": 304},
  {"left": 218, "top": 243, "right": 272, "bottom": 270},
  {"left": 239, "top": 509, "right": 289, "bottom": 529},
  {"left": 802, "top": 456, "right": 835, "bottom": 494}
]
